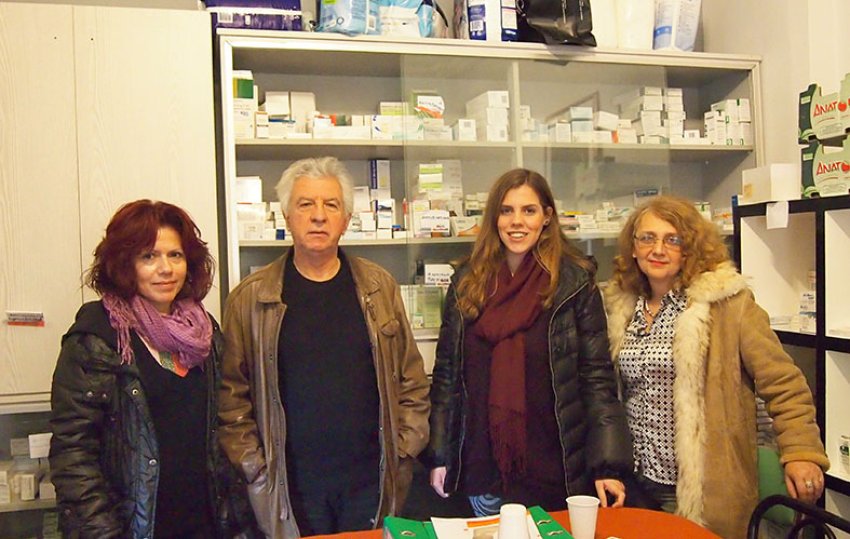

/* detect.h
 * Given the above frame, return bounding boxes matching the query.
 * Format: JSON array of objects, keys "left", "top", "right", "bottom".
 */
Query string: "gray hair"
[{"left": 276, "top": 157, "right": 354, "bottom": 216}]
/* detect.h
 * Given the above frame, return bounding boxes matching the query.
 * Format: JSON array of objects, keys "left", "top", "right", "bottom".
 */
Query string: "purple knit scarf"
[{"left": 102, "top": 293, "right": 212, "bottom": 369}]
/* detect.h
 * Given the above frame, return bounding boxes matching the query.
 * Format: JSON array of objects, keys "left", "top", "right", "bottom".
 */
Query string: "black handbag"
[{"left": 516, "top": 0, "right": 596, "bottom": 46}]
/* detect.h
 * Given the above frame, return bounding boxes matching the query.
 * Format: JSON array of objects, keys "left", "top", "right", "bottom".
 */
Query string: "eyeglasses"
[{"left": 634, "top": 232, "right": 683, "bottom": 251}]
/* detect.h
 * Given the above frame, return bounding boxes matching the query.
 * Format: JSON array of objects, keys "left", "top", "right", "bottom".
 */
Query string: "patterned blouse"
[{"left": 618, "top": 290, "right": 687, "bottom": 486}]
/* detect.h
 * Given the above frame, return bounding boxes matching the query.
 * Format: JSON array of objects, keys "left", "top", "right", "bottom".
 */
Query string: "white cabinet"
[
  {"left": 72, "top": 6, "right": 220, "bottom": 312},
  {"left": 0, "top": 3, "right": 219, "bottom": 411},
  {"left": 0, "top": 3, "right": 83, "bottom": 412},
  {"left": 217, "top": 31, "right": 762, "bottom": 291},
  {"left": 735, "top": 196, "right": 850, "bottom": 504}
]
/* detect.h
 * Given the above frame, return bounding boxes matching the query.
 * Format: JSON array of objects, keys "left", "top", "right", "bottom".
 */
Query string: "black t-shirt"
[
  {"left": 278, "top": 254, "right": 380, "bottom": 489},
  {"left": 133, "top": 335, "right": 213, "bottom": 538}
]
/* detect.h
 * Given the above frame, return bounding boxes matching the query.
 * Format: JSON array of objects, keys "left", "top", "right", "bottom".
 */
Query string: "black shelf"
[
  {"left": 826, "top": 474, "right": 850, "bottom": 498},
  {"left": 825, "top": 336, "right": 850, "bottom": 354},
  {"left": 776, "top": 330, "right": 817, "bottom": 348},
  {"left": 734, "top": 195, "right": 850, "bottom": 504}
]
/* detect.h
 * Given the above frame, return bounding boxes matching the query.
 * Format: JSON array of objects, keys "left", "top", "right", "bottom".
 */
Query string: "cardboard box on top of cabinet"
[
  {"left": 205, "top": 0, "right": 303, "bottom": 31},
  {"left": 800, "top": 139, "right": 850, "bottom": 198},
  {"left": 740, "top": 164, "right": 800, "bottom": 205},
  {"left": 799, "top": 83, "right": 843, "bottom": 143}
]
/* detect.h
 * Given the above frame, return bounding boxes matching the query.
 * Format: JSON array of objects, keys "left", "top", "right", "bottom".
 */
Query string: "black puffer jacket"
[
  {"left": 424, "top": 257, "right": 632, "bottom": 496},
  {"left": 49, "top": 301, "right": 258, "bottom": 539}
]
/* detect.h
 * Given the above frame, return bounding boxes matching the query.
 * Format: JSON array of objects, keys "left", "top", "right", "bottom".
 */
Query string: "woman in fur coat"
[{"left": 603, "top": 195, "right": 829, "bottom": 539}]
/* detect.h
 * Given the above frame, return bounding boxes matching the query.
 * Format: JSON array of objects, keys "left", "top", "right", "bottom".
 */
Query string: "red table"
[{"left": 306, "top": 508, "right": 722, "bottom": 538}]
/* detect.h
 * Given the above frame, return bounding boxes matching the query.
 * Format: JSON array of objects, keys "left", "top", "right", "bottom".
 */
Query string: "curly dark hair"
[{"left": 85, "top": 199, "right": 214, "bottom": 301}]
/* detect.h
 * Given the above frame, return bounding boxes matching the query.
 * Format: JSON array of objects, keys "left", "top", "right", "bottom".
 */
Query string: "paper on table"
[
  {"left": 430, "top": 513, "right": 542, "bottom": 539},
  {"left": 766, "top": 201, "right": 789, "bottom": 229},
  {"left": 28, "top": 432, "right": 52, "bottom": 459}
]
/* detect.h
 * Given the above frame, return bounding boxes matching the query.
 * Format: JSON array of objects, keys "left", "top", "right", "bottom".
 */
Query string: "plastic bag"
[
  {"left": 517, "top": 0, "right": 596, "bottom": 46},
  {"left": 378, "top": 0, "right": 433, "bottom": 38},
  {"left": 317, "top": 0, "right": 380, "bottom": 35}
]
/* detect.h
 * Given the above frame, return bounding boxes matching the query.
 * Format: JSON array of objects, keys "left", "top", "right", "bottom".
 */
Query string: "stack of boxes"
[
  {"left": 232, "top": 71, "right": 257, "bottom": 140},
  {"left": 238, "top": 81, "right": 520, "bottom": 143},
  {"left": 615, "top": 86, "right": 699, "bottom": 144},
  {"left": 413, "top": 92, "right": 452, "bottom": 141},
  {"left": 0, "top": 434, "right": 54, "bottom": 507},
  {"left": 0, "top": 460, "right": 11, "bottom": 505},
  {"left": 465, "top": 91, "right": 510, "bottom": 142},
  {"left": 704, "top": 98, "right": 752, "bottom": 146},
  {"left": 799, "top": 270, "right": 817, "bottom": 334},
  {"left": 234, "top": 176, "right": 286, "bottom": 241},
  {"left": 617, "top": 87, "right": 663, "bottom": 144},
  {"left": 798, "top": 73, "right": 850, "bottom": 198}
]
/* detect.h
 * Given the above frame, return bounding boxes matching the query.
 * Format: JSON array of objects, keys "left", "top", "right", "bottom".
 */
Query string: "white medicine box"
[{"left": 741, "top": 164, "right": 800, "bottom": 205}]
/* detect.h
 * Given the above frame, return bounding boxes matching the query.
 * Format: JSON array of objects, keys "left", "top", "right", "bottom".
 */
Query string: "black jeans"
[{"left": 289, "top": 475, "right": 381, "bottom": 536}]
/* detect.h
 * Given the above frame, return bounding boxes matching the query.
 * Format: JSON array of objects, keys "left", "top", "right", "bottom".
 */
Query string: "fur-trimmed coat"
[{"left": 604, "top": 262, "right": 829, "bottom": 539}]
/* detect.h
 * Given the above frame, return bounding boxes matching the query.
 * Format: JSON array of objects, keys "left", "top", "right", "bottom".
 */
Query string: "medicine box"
[
  {"left": 741, "top": 164, "right": 800, "bottom": 204},
  {"left": 369, "top": 159, "right": 391, "bottom": 189},
  {"left": 800, "top": 139, "right": 850, "bottom": 198},
  {"left": 799, "top": 83, "right": 843, "bottom": 143},
  {"left": 453, "top": 119, "right": 477, "bottom": 141},
  {"left": 466, "top": 91, "right": 510, "bottom": 112},
  {"left": 206, "top": 0, "right": 303, "bottom": 31},
  {"left": 261, "top": 91, "right": 291, "bottom": 115}
]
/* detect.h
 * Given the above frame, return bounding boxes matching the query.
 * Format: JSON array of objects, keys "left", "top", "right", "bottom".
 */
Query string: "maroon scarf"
[
  {"left": 470, "top": 254, "right": 548, "bottom": 485},
  {"left": 102, "top": 293, "right": 212, "bottom": 369}
]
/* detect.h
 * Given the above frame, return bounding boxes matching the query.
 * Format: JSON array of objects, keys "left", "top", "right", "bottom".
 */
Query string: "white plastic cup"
[
  {"left": 566, "top": 495, "right": 600, "bottom": 539},
  {"left": 498, "top": 503, "right": 530, "bottom": 539}
]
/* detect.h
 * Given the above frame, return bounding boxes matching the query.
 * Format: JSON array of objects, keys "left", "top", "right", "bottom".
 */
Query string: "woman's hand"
[
  {"left": 785, "top": 460, "right": 824, "bottom": 504},
  {"left": 595, "top": 478, "right": 626, "bottom": 508},
  {"left": 430, "top": 466, "right": 450, "bottom": 498}
]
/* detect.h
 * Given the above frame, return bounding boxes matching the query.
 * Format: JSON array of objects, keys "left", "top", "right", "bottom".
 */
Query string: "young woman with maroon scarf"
[
  {"left": 49, "top": 200, "right": 257, "bottom": 539},
  {"left": 424, "top": 169, "right": 633, "bottom": 516}
]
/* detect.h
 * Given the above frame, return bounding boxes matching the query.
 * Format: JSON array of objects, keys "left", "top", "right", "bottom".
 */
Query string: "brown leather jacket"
[{"left": 218, "top": 250, "right": 430, "bottom": 538}]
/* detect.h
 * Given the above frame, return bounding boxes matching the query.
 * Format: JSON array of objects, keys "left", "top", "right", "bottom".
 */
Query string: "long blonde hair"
[
  {"left": 611, "top": 195, "right": 729, "bottom": 297},
  {"left": 455, "top": 168, "right": 591, "bottom": 319}
]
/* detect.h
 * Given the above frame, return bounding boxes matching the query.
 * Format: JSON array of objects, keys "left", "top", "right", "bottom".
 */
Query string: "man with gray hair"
[{"left": 218, "top": 156, "right": 430, "bottom": 537}]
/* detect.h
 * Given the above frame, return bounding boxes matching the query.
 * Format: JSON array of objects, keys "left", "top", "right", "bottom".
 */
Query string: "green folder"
[
  {"left": 384, "top": 516, "right": 438, "bottom": 538},
  {"left": 529, "top": 506, "right": 574, "bottom": 538},
  {"left": 384, "top": 506, "right": 573, "bottom": 538}
]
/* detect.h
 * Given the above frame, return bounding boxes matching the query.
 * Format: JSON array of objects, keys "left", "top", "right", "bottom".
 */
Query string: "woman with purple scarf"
[
  {"left": 424, "top": 169, "right": 633, "bottom": 516},
  {"left": 49, "top": 200, "right": 257, "bottom": 539}
]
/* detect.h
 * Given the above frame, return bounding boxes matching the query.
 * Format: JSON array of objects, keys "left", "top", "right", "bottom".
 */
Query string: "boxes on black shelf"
[
  {"left": 799, "top": 83, "right": 842, "bottom": 143},
  {"left": 800, "top": 139, "right": 850, "bottom": 198}
]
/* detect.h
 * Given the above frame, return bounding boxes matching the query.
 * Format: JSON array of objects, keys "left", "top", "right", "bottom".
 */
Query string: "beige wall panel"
[
  {"left": 0, "top": 3, "right": 83, "bottom": 406},
  {"left": 73, "top": 6, "right": 220, "bottom": 317}
]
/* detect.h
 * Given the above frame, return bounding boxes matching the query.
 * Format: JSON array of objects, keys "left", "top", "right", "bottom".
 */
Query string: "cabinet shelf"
[
  {"left": 736, "top": 197, "right": 850, "bottom": 502},
  {"left": 238, "top": 231, "right": 627, "bottom": 250},
  {"left": 240, "top": 236, "right": 478, "bottom": 248},
  {"left": 222, "top": 29, "right": 761, "bottom": 76},
  {"left": 523, "top": 142, "right": 753, "bottom": 163},
  {"left": 235, "top": 138, "right": 752, "bottom": 163},
  {"left": 774, "top": 329, "right": 817, "bottom": 348},
  {"left": 221, "top": 31, "right": 761, "bottom": 291},
  {"left": 235, "top": 138, "right": 516, "bottom": 161},
  {"left": 825, "top": 336, "right": 850, "bottom": 354},
  {"left": 826, "top": 474, "right": 850, "bottom": 498},
  {"left": 0, "top": 498, "right": 56, "bottom": 514}
]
